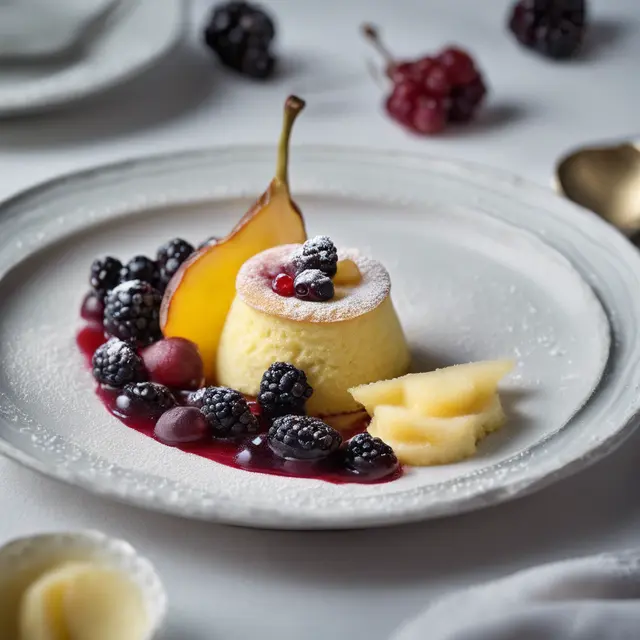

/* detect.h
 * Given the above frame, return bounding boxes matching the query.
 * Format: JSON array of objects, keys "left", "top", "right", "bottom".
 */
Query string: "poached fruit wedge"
[{"left": 160, "top": 96, "right": 308, "bottom": 381}]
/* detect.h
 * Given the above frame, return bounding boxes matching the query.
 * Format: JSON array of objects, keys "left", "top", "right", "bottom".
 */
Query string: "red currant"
[
  {"left": 437, "top": 47, "right": 478, "bottom": 85},
  {"left": 412, "top": 96, "right": 447, "bottom": 134},
  {"left": 272, "top": 273, "right": 295, "bottom": 297}
]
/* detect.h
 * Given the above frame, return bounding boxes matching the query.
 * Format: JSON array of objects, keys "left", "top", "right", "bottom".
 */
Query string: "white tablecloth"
[{"left": 0, "top": 1, "right": 639, "bottom": 638}]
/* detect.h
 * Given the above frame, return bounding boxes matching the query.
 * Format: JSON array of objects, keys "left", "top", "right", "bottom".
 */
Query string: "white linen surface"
[{"left": 393, "top": 550, "right": 640, "bottom": 640}]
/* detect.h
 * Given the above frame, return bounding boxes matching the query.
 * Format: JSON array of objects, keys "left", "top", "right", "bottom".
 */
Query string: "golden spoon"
[{"left": 555, "top": 141, "right": 640, "bottom": 236}]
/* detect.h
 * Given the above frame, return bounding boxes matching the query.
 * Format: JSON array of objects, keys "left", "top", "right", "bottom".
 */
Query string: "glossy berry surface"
[
  {"left": 343, "top": 433, "right": 399, "bottom": 478},
  {"left": 200, "top": 387, "right": 260, "bottom": 438},
  {"left": 141, "top": 337, "right": 204, "bottom": 390},
  {"left": 103, "top": 280, "right": 163, "bottom": 346},
  {"left": 117, "top": 382, "right": 176, "bottom": 419},
  {"left": 293, "top": 269, "right": 335, "bottom": 302},
  {"left": 291, "top": 236, "right": 338, "bottom": 278},
  {"left": 119, "top": 255, "right": 159, "bottom": 288},
  {"left": 154, "top": 406, "right": 210, "bottom": 445},
  {"left": 272, "top": 273, "right": 295, "bottom": 297},
  {"left": 509, "top": 0, "right": 587, "bottom": 59},
  {"left": 80, "top": 291, "right": 105, "bottom": 324},
  {"left": 268, "top": 415, "right": 342, "bottom": 461},
  {"left": 92, "top": 338, "right": 147, "bottom": 388},
  {"left": 90, "top": 256, "right": 122, "bottom": 300},
  {"left": 156, "top": 238, "right": 194, "bottom": 291},
  {"left": 203, "top": 1, "right": 276, "bottom": 79},
  {"left": 258, "top": 362, "right": 313, "bottom": 419}
]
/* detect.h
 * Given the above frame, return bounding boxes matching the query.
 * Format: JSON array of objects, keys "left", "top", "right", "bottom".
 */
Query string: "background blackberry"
[
  {"left": 90, "top": 256, "right": 122, "bottom": 300},
  {"left": 120, "top": 256, "right": 159, "bottom": 288},
  {"left": 103, "top": 280, "right": 162, "bottom": 346},
  {"left": 203, "top": 1, "right": 277, "bottom": 79}
]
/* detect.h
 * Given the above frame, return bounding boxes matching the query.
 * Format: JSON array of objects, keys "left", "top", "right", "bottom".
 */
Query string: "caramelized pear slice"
[{"left": 161, "top": 96, "right": 308, "bottom": 381}]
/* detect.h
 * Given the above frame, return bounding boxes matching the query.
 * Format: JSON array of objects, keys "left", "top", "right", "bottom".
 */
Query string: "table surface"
[{"left": 1, "top": 1, "right": 639, "bottom": 638}]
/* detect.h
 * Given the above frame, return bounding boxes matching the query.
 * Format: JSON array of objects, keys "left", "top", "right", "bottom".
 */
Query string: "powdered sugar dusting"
[{"left": 237, "top": 244, "right": 391, "bottom": 323}]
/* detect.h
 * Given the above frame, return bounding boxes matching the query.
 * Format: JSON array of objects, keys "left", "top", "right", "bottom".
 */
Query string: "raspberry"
[
  {"left": 293, "top": 269, "right": 334, "bottom": 302},
  {"left": 412, "top": 96, "right": 447, "bottom": 134},
  {"left": 120, "top": 256, "right": 159, "bottom": 288},
  {"left": 291, "top": 236, "right": 338, "bottom": 278},
  {"left": 117, "top": 382, "right": 176, "bottom": 419},
  {"left": 509, "top": 0, "right": 587, "bottom": 59},
  {"left": 272, "top": 273, "right": 295, "bottom": 297},
  {"left": 200, "top": 387, "right": 259, "bottom": 438},
  {"left": 437, "top": 48, "right": 479, "bottom": 85},
  {"left": 90, "top": 256, "right": 122, "bottom": 300},
  {"left": 92, "top": 338, "right": 147, "bottom": 388},
  {"left": 203, "top": 1, "right": 277, "bottom": 79},
  {"left": 156, "top": 238, "right": 194, "bottom": 291},
  {"left": 268, "top": 415, "right": 342, "bottom": 461},
  {"left": 343, "top": 433, "right": 398, "bottom": 477},
  {"left": 258, "top": 362, "right": 313, "bottom": 419},
  {"left": 103, "top": 280, "right": 162, "bottom": 346}
]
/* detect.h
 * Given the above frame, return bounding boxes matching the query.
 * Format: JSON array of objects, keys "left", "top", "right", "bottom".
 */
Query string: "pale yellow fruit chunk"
[
  {"left": 334, "top": 259, "right": 362, "bottom": 286},
  {"left": 403, "top": 360, "right": 514, "bottom": 417},
  {"left": 19, "top": 562, "right": 148, "bottom": 640},
  {"left": 368, "top": 395, "right": 506, "bottom": 466},
  {"left": 348, "top": 376, "right": 405, "bottom": 416}
]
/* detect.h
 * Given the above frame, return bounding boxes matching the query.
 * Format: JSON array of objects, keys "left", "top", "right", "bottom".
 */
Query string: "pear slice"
[
  {"left": 349, "top": 359, "right": 513, "bottom": 417},
  {"left": 161, "top": 96, "right": 308, "bottom": 381},
  {"left": 368, "top": 395, "right": 506, "bottom": 466}
]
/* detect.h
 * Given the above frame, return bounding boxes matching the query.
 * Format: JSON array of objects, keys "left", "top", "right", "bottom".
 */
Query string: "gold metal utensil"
[{"left": 555, "top": 142, "right": 640, "bottom": 236}]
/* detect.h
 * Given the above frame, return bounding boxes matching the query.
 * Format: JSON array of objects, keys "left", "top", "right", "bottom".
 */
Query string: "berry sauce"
[{"left": 77, "top": 324, "right": 401, "bottom": 485}]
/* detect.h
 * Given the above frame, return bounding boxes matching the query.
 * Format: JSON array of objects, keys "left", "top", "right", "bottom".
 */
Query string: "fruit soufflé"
[{"left": 77, "top": 95, "right": 512, "bottom": 485}]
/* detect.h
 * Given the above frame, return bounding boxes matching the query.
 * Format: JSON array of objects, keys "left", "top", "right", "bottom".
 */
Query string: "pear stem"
[
  {"left": 276, "top": 95, "right": 306, "bottom": 186},
  {"left": 361, "top": 24, "right": 395, "bottom": 65}
]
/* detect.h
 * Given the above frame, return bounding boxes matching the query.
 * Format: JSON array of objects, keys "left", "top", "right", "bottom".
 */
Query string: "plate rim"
[
  {"left": 1, "top": 144, "right": 639, "bottom": 530},
  {"left": 0, "top": 0, "right": 185, "bottom": 116}
]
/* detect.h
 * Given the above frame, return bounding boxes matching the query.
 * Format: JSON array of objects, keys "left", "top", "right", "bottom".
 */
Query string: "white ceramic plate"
[
  {"left": 0, "top": 0, "right": 184, "bottom": 116},
  {"left": 0, "top": 146, "right": 638, "bottom": 530}
]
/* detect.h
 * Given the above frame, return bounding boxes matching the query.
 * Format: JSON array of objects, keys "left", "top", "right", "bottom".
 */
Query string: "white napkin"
[
  {"left": 393, "top": 550, "right": 640, "bottom": 640},
  {"left": 0, "top": 0, "right": 120, "bottom": 60}
]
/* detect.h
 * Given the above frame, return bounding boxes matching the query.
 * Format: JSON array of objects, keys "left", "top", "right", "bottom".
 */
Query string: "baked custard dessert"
[
  {"left": 217, "top": 243, "right": 410, "bottom": 416},
  {"left": 76, "top": 95, "right": 513, "bottom": 485}
]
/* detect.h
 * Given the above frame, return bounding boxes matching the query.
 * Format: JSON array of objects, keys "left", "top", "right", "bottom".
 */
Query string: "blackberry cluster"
[
  {"left": 291, "top": 236, "right": 338, "bottom": 278},
  {"left": 92, "top": 338, "right": 147, "bottom": 387},
  {"left": 268, "top": 415, "right": 342, "bottom": 461},
  {"left": 203, "top": 2, "right": 277, "bottom": 79},
  {"left": 293, "top": 269, "right": 334, "bottom": 303},
  {"left": 90, "top": 256, "right": 122, "bottom": 300},
  {"left": 103, "top": 280, "right": 162, "bottom": 346},
  {"left": 200, "top": 386, "right": 259, "bottom": 438},
  {"left": 120, "top": 256, "right": 159, "bottom": 288},
  {"left": 258, "top": 362, "right": 313, "bottom": 419},
  {"left": 344, "top": 433, "right": 398, "bottom": 476},
  {"left": 156, "top": 238, "right": 194, "bottom": 291},
  {"left": 120, "top": 382, "right": 176, "bottom": 417},
  {"left": 509, "top": 0, "right": 587, "bottom": 59}
]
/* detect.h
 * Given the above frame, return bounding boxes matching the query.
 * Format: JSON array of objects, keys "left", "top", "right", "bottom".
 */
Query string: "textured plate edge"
[{"left": 0, "top": 144, "right": 638, "bottom": 529}]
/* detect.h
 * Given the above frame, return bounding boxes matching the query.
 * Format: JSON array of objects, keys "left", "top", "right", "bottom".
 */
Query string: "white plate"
[
  {"left": 0, "top": 0, "right": 184, "bottom": 116},
  {"left": 0, "top": 146, "right": 638, "bottom": 530}
]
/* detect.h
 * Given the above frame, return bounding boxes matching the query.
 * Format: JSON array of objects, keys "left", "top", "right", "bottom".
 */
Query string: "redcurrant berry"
[{"left": 272, "top": 273, "right": 295, "bottom": 297}]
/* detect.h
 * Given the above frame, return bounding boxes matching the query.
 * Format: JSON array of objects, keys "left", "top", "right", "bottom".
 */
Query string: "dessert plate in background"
[
  {"left": 0, "top": 146, "right": 637, "bottom": 530},
  {"left": 0, "top": 0, "right": 183, "bottom": 116}
]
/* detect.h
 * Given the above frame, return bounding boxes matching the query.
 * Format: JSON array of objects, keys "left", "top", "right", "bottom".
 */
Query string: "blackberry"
[
  {"left": 509, "top": 0, "right": 587, "bottom": 60},
  {"left": 258, "top": 362, "right": 313, "bottom": 419},
  {"left": 118, "top": 382, "right": 176, "bottom": 418},
  {"left": 120, "top": 255, "right": 159, "bottom": 288},
  {"left": 200, "top": 386, "right": 259, "bottom": 438},
  {"left": 344, "top": 433, "right": 399, "bottom": 477},
  {"left": 203, "top": 1, "right": 276, "bottom": 79},
  {"left": 293, "top": 269, "right": 334, "bottom": 302},
  {"left": 92, "top": 338, "right": 147, "bottom": 388},
  {"left": 268, "top": 415, "right": 342, "bottom": 461},
  {"left": 103, "top": 280, "right": 163, "bottom": 346},
  {"left": 156, "top": 238, "right": 194, "bottom": 291},
  {"left": 90, "top": 256, "right": 122, "bottom": 300},
  {"left": 291, "top": 236, "right": 338, "bottom": 278}
]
